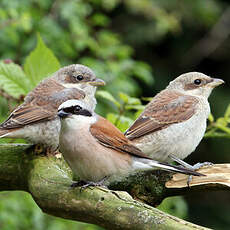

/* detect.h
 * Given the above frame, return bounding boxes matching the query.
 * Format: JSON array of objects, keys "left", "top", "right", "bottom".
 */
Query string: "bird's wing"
[
  {"left": 90, "top": 116, "right": 151, "bottom": 159},
  {"left": 0, "top": 80, "right": 85, "bottom": 129},
  {"left": 125, "top": 90, "right": 199, "bottom": 140},
  {"left": 0, "top": 105, "right": 54, "bottom": 129}
]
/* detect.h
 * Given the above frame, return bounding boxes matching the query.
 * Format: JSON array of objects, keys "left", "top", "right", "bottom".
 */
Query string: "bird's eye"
[
  {"left": 76, "top": 75, "right": 84, "bottom": 81},
  {"left": 74, "top": 105, "right": 82, "bottom": 113},
  {"left": 194, "top": 79, "right": 202, "bottom": 85}
]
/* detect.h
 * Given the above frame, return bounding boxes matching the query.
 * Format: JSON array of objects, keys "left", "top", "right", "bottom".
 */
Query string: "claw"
[
  {"left": 71, "top": 180, "right": 87, "bottom": 187},
  {"left": 33, "top": 144, "right": 58, "bottom": 156},
  {"left": 71, "top": 177, "right": 108, "bottom": 191},
  {"left": 187, "top": 175, "right": 193, "bottom": 187},
  {"left": 186, "top": 162, "right": 213, "bottom": 187},
  {"left": 34, "top": 144, "right": 44, "bottom": 155},
  {"left": 191, "top": 162, "right": 213, "bottom": 170}
]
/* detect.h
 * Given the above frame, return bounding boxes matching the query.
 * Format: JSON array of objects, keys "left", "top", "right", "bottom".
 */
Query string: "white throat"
[{"left": 61, "top": 114, "right": 97, "bottom": 134}]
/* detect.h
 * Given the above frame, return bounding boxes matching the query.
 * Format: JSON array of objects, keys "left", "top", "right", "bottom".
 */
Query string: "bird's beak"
[
  {"left": 58, "top": 110, "right": 70, "bottom": 119},
  {"left": 88, "top": 78, "right": 106, "bottom": 86},
  {"left": 209, "top": 78, "right": 225, "bottom": 88}
]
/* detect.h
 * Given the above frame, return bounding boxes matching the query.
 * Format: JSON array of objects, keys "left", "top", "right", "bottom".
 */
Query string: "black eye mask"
[{"left": 62, "top": 106, "right": 92, "bottom": 117}]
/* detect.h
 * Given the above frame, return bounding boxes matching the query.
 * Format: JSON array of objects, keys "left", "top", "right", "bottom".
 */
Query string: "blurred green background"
[{"left": 0, "top": 0, "right": 230, "bottom": 229}]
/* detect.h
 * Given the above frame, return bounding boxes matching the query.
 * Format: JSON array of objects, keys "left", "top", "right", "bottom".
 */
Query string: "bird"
[
  {"left": 125, "top": 72, "right": 224, "bottom": 172},
  {"left": 0, "top": 64, "right": 105, "bottom": 154},
  {"left": 57, "top": 99, "right": 203, "bottom": 186}
]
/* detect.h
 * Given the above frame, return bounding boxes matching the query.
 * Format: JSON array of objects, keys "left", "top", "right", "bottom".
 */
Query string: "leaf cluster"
[
  {"left": 205, "top": 105, "right": 230, "bottom": 139},
  {"left": 0, "top": 0, "right": 154, "bottom": 99}
]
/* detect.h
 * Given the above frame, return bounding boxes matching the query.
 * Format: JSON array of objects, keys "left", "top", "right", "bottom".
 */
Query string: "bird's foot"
[
  {"left": 191, "top": 162, "right": 213, "bottom": 170},
  {"left": 187, "top": 162, "right": 213, "bottom": 187},
  {"left": 46, "top": 148, "right": 60, "bottom": 156},
  {"left": 34, "top": 144, "right": 59, "bottom": 156},
  {"left": 34, "top": 144, "right": 45, "bottom": 155},
  {"left": 71, "top": 180, "right": 89, "bottom": 188},
  {"left": 71, "top": 177, "right": 107, "bottom": 191}
]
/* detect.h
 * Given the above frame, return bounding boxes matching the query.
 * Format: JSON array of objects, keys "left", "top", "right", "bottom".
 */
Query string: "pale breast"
[{"left": 59, "top": 117, "right": 132, "bottom": 182}]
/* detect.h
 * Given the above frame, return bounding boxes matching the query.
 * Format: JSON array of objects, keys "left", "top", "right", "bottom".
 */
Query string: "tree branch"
[{"left": 1, "top": 144, "right": 228, "bottom": 229}]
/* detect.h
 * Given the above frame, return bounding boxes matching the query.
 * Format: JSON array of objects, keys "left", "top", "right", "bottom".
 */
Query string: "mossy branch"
[{"left": 1, "top": 144, "right": 229, "bottom": 229}]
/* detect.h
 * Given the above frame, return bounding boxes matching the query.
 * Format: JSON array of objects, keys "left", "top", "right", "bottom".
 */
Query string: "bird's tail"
[{"left": 133, "top": 158, "right": 204, "bottom": 176}]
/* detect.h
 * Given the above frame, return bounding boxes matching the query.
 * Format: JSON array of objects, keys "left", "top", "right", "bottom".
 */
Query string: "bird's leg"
[
  {"left": 191, "top": 162, "right": 214, "bottom": 169},
  {"left": 169, "top": 155, "right": 194, "bottom": 169},
  {"left": 169, "top": 155, "right": 213, "bottom": 170},
  {"left": 186, "top": 162, "right": 213, "bottom": 187},
  {"left": 71, "top": 180, "right": 89, "bottom": 187},
  {"left": 71, "top": 177, "right": 108, "bottom": 191},
  {"left": 169, "top": 154, "right": 212, "bottom": 187}
]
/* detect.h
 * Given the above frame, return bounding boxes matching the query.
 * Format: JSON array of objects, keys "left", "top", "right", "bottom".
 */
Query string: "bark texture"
[{"left": 1, "top": 144, "right": 229, "bottom": 229}]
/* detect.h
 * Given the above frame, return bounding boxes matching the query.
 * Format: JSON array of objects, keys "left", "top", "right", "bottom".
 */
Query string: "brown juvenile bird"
[
  {"left": 125, "top": 72, "right": 224, "bottom": 171},
  {"left": 58, "top": 99, "right": 202, "bottom": 186},
  {"left": 0, "top": 64, "right": 105, "bottom": 153}
]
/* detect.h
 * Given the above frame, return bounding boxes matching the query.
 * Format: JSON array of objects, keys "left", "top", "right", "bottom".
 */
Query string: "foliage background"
[{"left": 0, "top": 0, "right": 230, "bottom": 229}]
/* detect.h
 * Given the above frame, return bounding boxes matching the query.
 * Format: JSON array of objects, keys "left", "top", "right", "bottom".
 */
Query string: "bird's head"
[
  {"left": 58, "top": 99, "right": 93, "bottom": 121},
  {"left": 55, "top": 64, "right": 105, "bottom": 93},
  {"left": 166, "top": 72, "right": 224, "bottom": 98}
]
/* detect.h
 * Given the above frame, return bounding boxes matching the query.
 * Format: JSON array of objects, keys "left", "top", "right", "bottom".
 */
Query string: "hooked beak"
[
  {"left": 58, "top": 109, "right": 70, "bottom": 119},
  {"left": 209, "top": 78, "right": 225, "bottom": 88},
  {"left": 88, "top": 78, "right": 106, "bottom": 86}
]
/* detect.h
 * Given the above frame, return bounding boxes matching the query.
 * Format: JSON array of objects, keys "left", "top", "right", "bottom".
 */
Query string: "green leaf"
[
  {"left": 208, "top": 113, "right": 214, "bottom": 123},
  {"left": 119, "top": 92, "right": 141, "bottom": 105},
  {"left": 125, "top": 104, "right": 145, "bottom": 111},
  {"left": 119, "top": 92, "right": 129, "bottom": 103},
  {"left": 141, "top": 97, "right": 153, "bottom": 102},
  {"left": 0, "top": 62, "right": 30, "bottom": 98},
  {"left": 215, "top": 118, "right": 230, "bottom": 134},
  {"left": 106, "top": 113, "right": 117, "bottom": 124},
  {"left": 24, "top": 34, "right": 61, "bottom": 89},
  {"left": 134, "top": 110, "right": 143, "bottom": 119},
  {"left": 158, "top": 197, "right": 188, "bottom": 219},
  {"left": 133, "top": 62, "right": 154, "bottom": 85},
  {"left": 216, "top": 117, "right": 227, "bottom": 127},
  {"left": 96, "top": 90, "right": 120, "bottom": 108},
  {"left": 224, "top": 104, "right": 230, "bottom": 119},
  {"left": 216, "top": 125, "right": 230, "bottom": 134},
  {"left": 106, "top": 113, "right": 134, "bottom": 132}
]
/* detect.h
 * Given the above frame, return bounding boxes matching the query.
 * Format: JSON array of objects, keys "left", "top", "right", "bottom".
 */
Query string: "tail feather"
[
  {"left": 151, "top": 161, "right": 204, "bottom": 176},
  {"left": 133, "top": 158, "right": 204, "bottom": 176}
]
